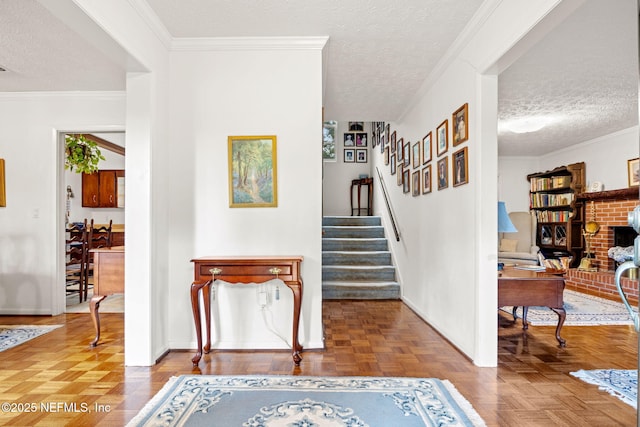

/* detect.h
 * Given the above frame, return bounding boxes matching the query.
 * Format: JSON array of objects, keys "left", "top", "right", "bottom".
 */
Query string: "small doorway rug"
[
  {"left": 571, "top": 369, "right": 637, "bottom": 408},
  {"left": 500, "top": 289, "right": 638, "bottom": 326},
  {"left": 127, "top": 375, "right": 486, "bottom": 426},
  {"left": 0, "top": 325, "right": 63, "bottom": 352}
]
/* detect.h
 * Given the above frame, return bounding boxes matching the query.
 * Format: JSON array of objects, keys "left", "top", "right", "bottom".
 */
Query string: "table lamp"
[{"left": 498, "top": 201, "right": 517, "bottom": 270}]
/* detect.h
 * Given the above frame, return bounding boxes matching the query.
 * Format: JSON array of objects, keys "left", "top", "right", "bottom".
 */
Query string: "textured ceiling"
[
  {"left": 0, "top": 0, "right": 636, "bottom": 157},
  {"left": 498, "top": 0, "right": 638, "bottom": 157}
]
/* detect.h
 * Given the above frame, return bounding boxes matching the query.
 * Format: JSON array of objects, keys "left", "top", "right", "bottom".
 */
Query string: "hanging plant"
[{"left": 65, "top": 134, "right": 105, "bottom": 174}]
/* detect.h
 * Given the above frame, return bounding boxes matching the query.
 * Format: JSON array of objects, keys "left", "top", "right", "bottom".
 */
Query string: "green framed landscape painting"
[{"left": 228, "top": 135, "right": 278, "bottom": 208}]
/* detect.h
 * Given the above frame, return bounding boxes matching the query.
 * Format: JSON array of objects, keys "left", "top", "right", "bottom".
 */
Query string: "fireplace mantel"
[{"left": 577, "top": 187, "right": 638, "bottom": 201}]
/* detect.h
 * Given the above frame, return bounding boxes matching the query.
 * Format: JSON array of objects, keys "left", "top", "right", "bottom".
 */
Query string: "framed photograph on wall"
[
  {"left": 452, "top": 103, "right": 468, "bottom": 146},
  {"left": 0, "top": 159, "right": 5, "bottom": 207},
  {"left": 349, "top": 122, "right": 364, "bottom": 131},
  {"left": 356, "top": 149, "right": 368, "bottom": 163},
  {"left": 403, "top": 140, "right": 410, "bottom": 167},
  {"left": 344, "top": 133, "right": 355, "bottom": 147},
  {"left": 628, "top": 157, "right": 639, "bottom": 187},
  {"left": 403, "top": 168, "right": 410, "bottom": 194},
  {"left": 390, "top": 154, "right": 396, "bottom": 175},
  {"left": 390, "top": 130, "right": 397, "bottom": 153},
  {"left": 422, "top": 164, "right": 432, "bottom": 194},
  {"left": 412, "top": 141, "right": 420, "bottom": 169},
  {"left": 437, "top": 156, "right": 448, "bottom": 190},
  {"left": 452, "top": 146, "right": 469, "bottom": 187},
  {"left": 384, "top": 146, "right": 389, "bottom": 165},
  {"left": 412, "top": 170, "right": 420, "bottom": 197},
  {"left": 422, "top": 132, "right": 432, "bottom": 165},
  {"left": 344, "top": 149, "right": 355, "bottom": 163},
  {"left": 355, "top": 133, "right": 368, "bottom": 147},
  {"left": 228, "top": 135, "right": 277, "bottom": 208},
  {"left": 397, "top": 138, "right": 404, "bottom": 161},
  {"left": 437, "top": 120, "right": 448, "bottom": 157},
  {"left": 397, "top": 163, "right": 404, "bottom": 186}
]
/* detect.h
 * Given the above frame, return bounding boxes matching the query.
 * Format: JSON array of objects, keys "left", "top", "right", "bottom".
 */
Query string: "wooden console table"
[
  {"left": 190, "top": 256, "right": 304, "bottom": 366},
  {"left": 498, "top": 267, "right": 566, "bottom": 347},
  {"left": 350, "top": 178, "right": 373, "bottom": 216},
  {"left": 89, "top": 246, "right": 124, "bottom": 347}
]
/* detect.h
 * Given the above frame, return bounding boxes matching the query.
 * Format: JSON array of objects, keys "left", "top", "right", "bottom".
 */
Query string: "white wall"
[
  {"left": 167, "top": 44, "right": 325, "bottom": 350},
  {"left": 0, "top": 92, "right": 125, "bottom": 315},
  {"left": 323, "top": 121, "right": 372, "bottom": 216}
]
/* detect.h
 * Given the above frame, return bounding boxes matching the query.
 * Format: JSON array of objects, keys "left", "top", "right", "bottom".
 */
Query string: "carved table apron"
[{"left": 190, "top": 256, "right": 304, "bottom": 366}]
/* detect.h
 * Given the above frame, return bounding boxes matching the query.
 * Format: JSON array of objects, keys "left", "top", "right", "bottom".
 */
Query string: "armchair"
[{"left": 498, "top": 211, "right": 539, "bottom": 265}]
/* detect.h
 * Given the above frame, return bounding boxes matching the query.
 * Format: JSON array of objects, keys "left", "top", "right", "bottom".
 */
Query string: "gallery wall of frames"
[{"left": 371, "top": 103, "right": 469, "bottom": 197}]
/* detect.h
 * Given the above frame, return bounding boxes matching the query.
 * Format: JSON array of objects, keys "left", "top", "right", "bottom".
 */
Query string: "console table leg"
[
  {"left": 551, "top": 307, "right": 567, "bottom": 347},
  {"left": 190, "top": 280, "right": 210, "bottom": 366},
  {"left": 89, "top": 294, "right": 107, "bottom": 347},
  {"left": 289, "top": 283, "right": 304, "bottom": 365}
]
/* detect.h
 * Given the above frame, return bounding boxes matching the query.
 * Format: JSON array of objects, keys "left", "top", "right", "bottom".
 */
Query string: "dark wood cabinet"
[
  {"left": 527, "top": 162, "right": 585, "bottom": 266},
  {"left": 82, "top": 170, "right": 124, "bottom": 208}
]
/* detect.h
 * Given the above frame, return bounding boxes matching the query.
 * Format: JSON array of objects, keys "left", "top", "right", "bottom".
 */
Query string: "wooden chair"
[
  {"left": 65, "top": 220, "right": 88, "bottom": 303},
  {"left": 85, "top": 220, "right": 113, "bottom": 301}
]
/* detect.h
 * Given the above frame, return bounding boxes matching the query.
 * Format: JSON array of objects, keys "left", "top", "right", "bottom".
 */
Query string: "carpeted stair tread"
[{"left": 322, "top": 216, "right": 399, "bottom": 299}]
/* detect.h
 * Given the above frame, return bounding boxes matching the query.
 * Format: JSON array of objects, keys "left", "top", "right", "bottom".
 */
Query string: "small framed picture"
[
  {"left": 384, "top": 146, "right": 389, "bottom": 165},
  {"left": 422, "top": 132, "right": 432, "bottom": 165},
  {"left": 437, "top": 157, "right": 448, "bottom": 190},
  {"left": 397, "top": 138, "right": 404, "bottom": 161},
  {"left": 422, "top": 164, "right": 432, "bottom": 194},
  {"left": 355, "top": 132, "right": 368, "bottom": 147},
  {"left": 403, "top": 168, "right": 410, "bottom": 193},
  {"left": 628, "top": 158, "right": 639, "bottom": 187},
  {"left": 437, "top": 120, "right": 448, "bottom": 157},
  {"left": 452, "top": 103, "right": 468, "bottom": 146},
  {"left": 403, "top": 140, "right": 410, "bottom": 167},
  {"left": 390, "top": 130, "right": 397, "bottom": 153},
  {"left": 412, "top": 170, "right": 420, "bottom": 197},
  {"left": 397, "top": 163, "right": 404, "bottom": 186},
  {"left": 412, "top": 142, "right": 420, "bottom": 169},
  {"left": 390, "top": 154, "right": 396, "bottom": 175},
  {"left": 344, "top": 149, "right": 355, "bottom": 162},
  {"left": 452, "top": 147, "right": 469, "bottom": 187},
  {"left": 349, "top": 122, "right": 364, "bottom": 131},
  {"left": 344, "top": 133, "right": 355, "bottom": 147},
  {"left": 356, "top": 149, "right": 367, "bottom": 163}
]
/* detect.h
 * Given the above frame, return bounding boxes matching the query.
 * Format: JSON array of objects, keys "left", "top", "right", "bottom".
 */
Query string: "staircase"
[{"left": 322, "top": 216, "right": 400, "bottom": 299}]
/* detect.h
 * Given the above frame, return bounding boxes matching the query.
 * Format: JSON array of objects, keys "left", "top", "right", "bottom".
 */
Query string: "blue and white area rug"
[
  {"left": 127, "top": 375, "right": 486, "bottom": 426},
  {"left": 0, "top": 325, "right": 63, "bottom": 352},
  {"left": 501, "top": 290, "right": 638, "bottom": 326},
  {"left": 571, "top": 369, "right": 637, "bottom": 409}
]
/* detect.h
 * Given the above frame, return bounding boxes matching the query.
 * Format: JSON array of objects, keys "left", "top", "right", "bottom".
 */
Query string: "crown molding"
[
  {"left": 171, "top": 36, "right": 329, "bottom": 52},
  {"left": 0, "top": 91, "right": 126, "bottom": 100},
  {"left": 127, "top": 0, "right": 173, "bottom": 50}
]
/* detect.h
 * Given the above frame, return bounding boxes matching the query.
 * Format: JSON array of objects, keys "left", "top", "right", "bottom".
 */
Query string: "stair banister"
[{"left": 375, "top": 167, "right": 400, "bottom": 242}]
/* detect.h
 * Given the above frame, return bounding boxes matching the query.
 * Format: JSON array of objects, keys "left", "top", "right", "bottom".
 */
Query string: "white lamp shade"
[{"left": 498, "top": 201, "right": 518, "bottom": 233}]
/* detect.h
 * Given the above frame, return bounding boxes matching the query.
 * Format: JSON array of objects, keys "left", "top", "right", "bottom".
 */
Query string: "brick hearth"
[{"left": 566, "top": 188, "right": 638, "bottom": 303}]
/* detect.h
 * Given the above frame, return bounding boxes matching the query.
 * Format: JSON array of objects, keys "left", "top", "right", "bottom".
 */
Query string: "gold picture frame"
[
  {"left": 437, "top": 120, "right": 448, "bottom": 156},
  {"left": 452, "top": 103, "right": 469, "bottom": 146},
  {"left": 228, "top": 136, "right": 277, "bottom": 208},
  {"left": 452, "top": 146, "right": 469, "bottom": 187},
  {"left": 0, "top": 159, "right": 5, "bottom": 207},
  {"left": 628, "top": 157, "right": 639, "bottom": 187}
]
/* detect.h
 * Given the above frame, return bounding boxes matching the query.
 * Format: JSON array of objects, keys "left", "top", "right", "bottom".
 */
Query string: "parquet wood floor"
[{"left": 0, "top": 300, "right": 637, "bottom": 426}]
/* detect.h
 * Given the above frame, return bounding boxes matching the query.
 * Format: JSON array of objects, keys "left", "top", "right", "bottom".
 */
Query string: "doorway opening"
[{"left": 63, "top": 131, "right": 125, "bottom": 314}]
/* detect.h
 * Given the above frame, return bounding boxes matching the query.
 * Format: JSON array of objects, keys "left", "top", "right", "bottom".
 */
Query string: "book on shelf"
[
  {"left": 529, "top": 192, "right": 574, "bottom": 208},
  {"left": 529, "top": 175, "right": 571, "bottom": 192}
]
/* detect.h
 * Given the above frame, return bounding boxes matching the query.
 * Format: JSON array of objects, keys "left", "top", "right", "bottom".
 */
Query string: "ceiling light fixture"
[{"left": 499, "top": 115, "right": 562, "bottom": 134}]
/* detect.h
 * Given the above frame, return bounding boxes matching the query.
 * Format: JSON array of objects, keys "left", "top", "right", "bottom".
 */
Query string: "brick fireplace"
[{"left": 565, "top": 188, "right": 639, "bottom": 303}]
